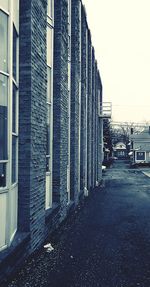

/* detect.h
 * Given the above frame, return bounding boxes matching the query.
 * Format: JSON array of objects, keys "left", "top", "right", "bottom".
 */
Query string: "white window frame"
[
  {"left": 135, "top": 151, "right": 146, "bottom": 162},
  {"left": 0, "top": 0, "right": 19, "bottom": 251},
  {"left": 46, "top": 2, "right": 54, "bottom": 210},
  {"left": 47, "top": 0, "right": 54, "bottom": 25}
]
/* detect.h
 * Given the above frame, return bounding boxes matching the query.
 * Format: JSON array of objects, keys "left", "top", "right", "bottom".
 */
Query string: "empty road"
[{"left": 6, "top": 160, "right": 150, "bottom": 287}]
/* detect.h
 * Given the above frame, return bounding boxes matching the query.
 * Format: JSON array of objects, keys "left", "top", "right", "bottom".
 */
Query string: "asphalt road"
[{"left": 6, "top": 160, "right": 150, "bottom": 287}]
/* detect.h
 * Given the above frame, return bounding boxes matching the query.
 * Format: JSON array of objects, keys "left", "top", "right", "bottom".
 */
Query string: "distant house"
[
  {"left": 131, "top": 128, "right": 150, "bottom": 163},
  {"left": 113, "top": 142, "right": 127, "bottom": 159}
]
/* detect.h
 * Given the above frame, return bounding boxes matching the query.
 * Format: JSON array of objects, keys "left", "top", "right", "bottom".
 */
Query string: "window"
[
  {"left": 12, "top": 27, "right": 18, "bottom": 185},
  {"left": 46, "top": 105, "right": 51, "bottom": 172},
  {"left": 0, "top": 11, "right": 8, "bottom": 73},
  {"left": 136, "top": 152, "right": 145, "bottom": 161},
  {"left": 13, "top": 0, "right": 19, "bottom": 30},
  {"left": 0, "top": 0, "right": 9, "bottom": 11},
  {"left": 46, "top": 23, "right": 53, "bottom": 209},
  {"left": 47, "top": 27, "right": 52, "bottom": 67},
  {"left": 46, "top": 66, "right": 52, "bottom": 173},
  {"left": 47, "top": 66, "right": 51, "bottom": 103},
  {"left": 13, "top": 25, "right": 18, "bottom": 81},
  {"left": 12, "top": 136, "right": 17, "bottom": 183},
  {"left": 0, "top": 163, "right": 6, "bottom": 187},
  {"left": 12, "top": 84, "right": 17, "bottom": 133},
  {"left": 0, "top": 2, "right": 19, "bottom": 251},
  {"left": 0, "top": 74, "right": 8, "bottom": 161},
  {"left": 47, "top": 0, "right": 52, "bottom": 18}
]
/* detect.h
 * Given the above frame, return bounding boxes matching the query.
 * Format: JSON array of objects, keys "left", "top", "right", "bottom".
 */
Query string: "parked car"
[
  {"left": 102, "top": 165, "right": 106, "bottom": 171},
  {"left": 109, "top": 156, "right": 118, "bottom": 160}
]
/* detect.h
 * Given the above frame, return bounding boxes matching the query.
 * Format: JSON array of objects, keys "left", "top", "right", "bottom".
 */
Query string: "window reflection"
[
  {"left": 0, "top": 74, "right": 8, "bottom": 160},
  {"left": 0, "top": 11, "right": 8, "bottom": 73},
  {"left": 13, "top": 25, "right": 17, "bottom": 80},
  {"left": 47, "top": 67, "right": 51, "bottom": 103},
  {"left": 47, "top": 27, "right": 52, "bottom": 68},
  {"left": 12, "top": 136, "right": 17, "bottom": 184},
  {"left": 0, "top": 163, "right": 6, "bottom": 187},
  {"left": 12, "top": 84, "right": 17, "bottom": 133},
  {"left": 47, "top": 0, "right": 52, "bottom": 18}
]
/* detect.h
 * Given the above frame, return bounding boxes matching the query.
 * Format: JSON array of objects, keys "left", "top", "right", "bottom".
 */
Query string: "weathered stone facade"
[
  {"left": 53, "top": 0, "right": 68, "bottom": 211},
  {"left": 0, "top": 0, "right": 103, "bottom": 283},
  {"left": 19, "top": 0, "right": 47, "bottom": 251},
  {"left": 70, "top": 0, "right": 80, "bottom": 202}
]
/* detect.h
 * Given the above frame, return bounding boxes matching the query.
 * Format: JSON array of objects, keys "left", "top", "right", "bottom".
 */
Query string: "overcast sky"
[{"left": 82, "top": 0, "right": 150, "bottom": 123}]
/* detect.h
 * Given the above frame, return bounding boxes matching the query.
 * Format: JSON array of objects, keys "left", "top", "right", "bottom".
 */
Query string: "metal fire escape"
[{"left": 98, "top": 102, "right": 112, "bottom": 119}]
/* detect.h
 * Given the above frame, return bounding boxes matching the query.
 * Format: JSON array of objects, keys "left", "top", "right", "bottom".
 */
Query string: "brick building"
[{"left": 0, "top": 0, "right": 103, "bottom": 282}]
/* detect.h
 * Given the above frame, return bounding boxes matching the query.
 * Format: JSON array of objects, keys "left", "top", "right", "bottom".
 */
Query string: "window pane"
[
  {"left": 46, "top": 157, "right": 50, "bottom": 172},
  {"left": 13, "top": 0, "right": 19, "bottom": 32},
  {"left": 0, "top": 163, "right": 6, "bottom": 187},
  {"left": 68, "top": 0, "right": 71, "bottom": 20},
  {"left": 12, "top": 136, "right": 17, "bottom": 183},
  {"left": 47, "top": 67, "right": 51, "bottom": 103},
  {"left": 46, "top": 105, "right": 50, "bottom": 152},
  {"left": 0, "top": 11, "right": 8, "bottom": 73},
  {"left": 12, "top": 84, "right": 17, "bottom": 133},
  {"left": 0, "top": 0, "right": 9, "bottom": 11},
  {"left": 47, "top": 0, "right": 52, "bottom": 18},
  {"left": 13, "top": 25, "right": 18, "bottom": 80},
  {"left": 46, "top": 123, "right": 50, "bottom": 154},
  {"left": 46, "top": 121, "right": 50, "bottom": 172},
  {"left": 0, "top": 192, "right": 7, "bottom": 248},
  {"left": 137, "top": 152, "right": 145, "bottom": 161},
  {"left": 0, "top": 74, "right": 8, "bottom": 160},
  {"left": 47, "top": 27, "right": 52, "bottom": 67},
  {"left": 46, "top": 105, "right": 51, "bottom": 172}
]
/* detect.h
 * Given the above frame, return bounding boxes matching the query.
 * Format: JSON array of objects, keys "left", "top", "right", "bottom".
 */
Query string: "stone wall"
[
  {"left": 53, "top": 0, "right": 68, "bottom": 217},
  {"left": 70, "top": 0, "right": 80, "bottom": 202},
  {"left": 19, "top": 0, "right": 47, "bottom": 250},
  {"left": 0, "top": 0, "right": 103, "bottom": 283}
]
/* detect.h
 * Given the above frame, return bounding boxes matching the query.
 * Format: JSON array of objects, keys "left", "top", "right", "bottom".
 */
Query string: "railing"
[{"left": 99, "top": 102, "right": 112, "bottom": 118}]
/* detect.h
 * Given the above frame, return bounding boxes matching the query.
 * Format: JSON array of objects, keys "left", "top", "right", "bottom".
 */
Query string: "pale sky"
[{"left": 82, "top": 0, "right": 150, "bottom": 123}]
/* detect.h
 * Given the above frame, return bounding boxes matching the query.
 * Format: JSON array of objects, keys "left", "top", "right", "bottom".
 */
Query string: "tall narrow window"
[
  {"left": 0, "top": 74, "right": 8, "bottom": 161},
  {"left": 12, "top": 25, "right": 18, "bottom": 185},
  {"left": 0, "top": 11, "right": 8, "bottom": 193},
  {"left": 0, "top": 163, "right": 6, "bottom": 187},
  {"left": 0, "top": 0, "right": 19, "bottom": 251},
  {"left": 12, "top": 84, "right": 17, "bottom": 184},
  {"left": 12, "top": 84, "right": 17, "bottom": 133},
  {"left": 13, "top": 25, "right": 17, "bottom": 81},
  {"left": 0, "top": 11, "right": 8, "bottom": 72},
  {"left": 46, "top": 67, "right": 51, "bottom": 172},
  {"left": 47, "top": 66, "right": 51, "bottom": 103},
  {"left": 12, "top": 136, "right": 17, "bottom": 183},
  {"left": 0, "top": 0, "right": 8, "bottom": 11},
  {"left": 46, "top": 23, "right": 53, "bottom": 209},
  {"left": 47, "top": 28, "right": 52, "bottom": 68},
  {"left": 47, "top": 0, "right": 52, "bottom": 18}
]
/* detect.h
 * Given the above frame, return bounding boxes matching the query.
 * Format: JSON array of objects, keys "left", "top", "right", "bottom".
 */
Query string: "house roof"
[
  {"left": 113, "top": 142, "right": 126, "bottom": 150},
  {"left": 131, "top": 128, "right": 150, "bottom": 140}
]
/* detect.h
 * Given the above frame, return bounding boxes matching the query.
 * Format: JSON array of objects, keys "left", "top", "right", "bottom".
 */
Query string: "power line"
[
  {"left": 112, "top": 104, "right": 150, "bottom": 108},
  {"left": 110, "top": 122, "right": 150, "bottom": 128}
]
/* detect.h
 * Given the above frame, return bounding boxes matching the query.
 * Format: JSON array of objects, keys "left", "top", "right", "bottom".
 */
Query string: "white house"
[
  {"left": 131, "top": 128, "right": 150, "bottom": 163},
  {"left": 113, "top": 142, "right": 127, "bottom": 159}
]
